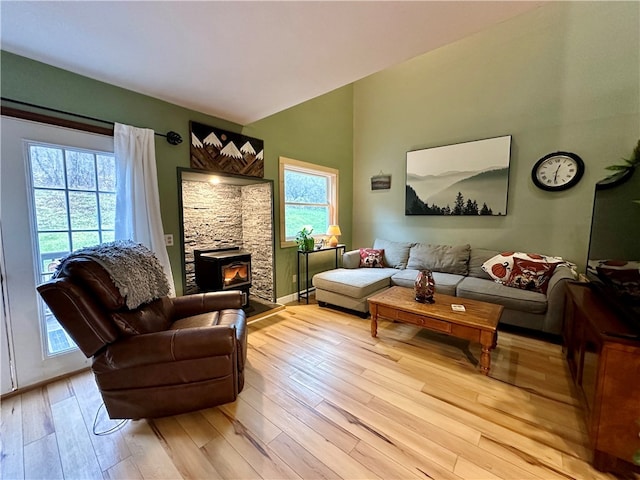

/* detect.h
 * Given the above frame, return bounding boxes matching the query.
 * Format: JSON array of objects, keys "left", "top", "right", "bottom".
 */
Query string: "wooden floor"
[{"left": 1, "top": 303, "right": 632, "bottom": 479}]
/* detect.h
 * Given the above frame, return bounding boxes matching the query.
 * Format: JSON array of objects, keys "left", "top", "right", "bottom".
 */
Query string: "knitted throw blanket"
[{"left": 55, "top": 240, "right": 170, "bottom": 309}]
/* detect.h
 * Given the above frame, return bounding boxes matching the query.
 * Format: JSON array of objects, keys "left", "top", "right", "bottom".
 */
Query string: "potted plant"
[
  {"left": 295, "top": 227, "right": 315, "bottom": 252},
  {"left": 605, "top": 139, "right": 640, "bottom": 205}
]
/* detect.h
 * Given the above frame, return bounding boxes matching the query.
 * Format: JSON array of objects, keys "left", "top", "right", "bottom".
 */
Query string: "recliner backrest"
[
  {"left": 37, "top": 257, "right": 172, "bottom": 357},
  {"left": 37, "top": 275, "right": 120, "bottom": 357}
]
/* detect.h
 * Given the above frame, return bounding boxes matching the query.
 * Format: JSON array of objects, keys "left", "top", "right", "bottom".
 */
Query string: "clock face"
[{"left": 532, "top": 152, "right": 585, "bottom": 191}]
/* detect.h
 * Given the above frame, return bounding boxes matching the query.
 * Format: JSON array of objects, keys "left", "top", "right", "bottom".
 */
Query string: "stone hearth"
[{"left": 179, "top": 169, "right": 275, "bottom": 301}]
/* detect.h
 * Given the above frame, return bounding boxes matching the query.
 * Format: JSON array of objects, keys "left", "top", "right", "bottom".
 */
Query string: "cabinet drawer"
[{"left": 398, "top": 311, "right": 451, "bottom": 333}]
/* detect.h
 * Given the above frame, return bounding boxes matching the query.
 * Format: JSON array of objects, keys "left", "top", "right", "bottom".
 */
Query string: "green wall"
[
  {"left": 352, "top": 1, "right": 639, "bottom": 271},
  {"left": 245, "top": 86, "right": 353, "bottom": 298},
  {"left": 3, "top": 0, "right": 637, "bottom": 298},
  {"left": 1, "top": 51, "right": 354, "bottom": 297}
]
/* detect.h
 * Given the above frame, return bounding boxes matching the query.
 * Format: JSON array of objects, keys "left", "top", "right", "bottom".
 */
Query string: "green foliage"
[
  {"left": 605, "top": 139, "right": 640, "bottom": 172},
  {"left": 29, "top": 144, "right": 116, "bottom": 257},
  {"left": 284, "top": 206, "right": 329, "bottom": 238},
  {"left": 605, "top": 140, "right": 640, "bottom": 204},
  {"left": 283, "top": 168, "right": 332, "bottom": 239},
  {"left": 284, "top": 170, "right": 328, "bottom": 203},
  {"left": 635, "top": 419, "right": 640, "bottom": 465},
  {"left": 295, "top": 227, "right": 315, "bottom": 251}
]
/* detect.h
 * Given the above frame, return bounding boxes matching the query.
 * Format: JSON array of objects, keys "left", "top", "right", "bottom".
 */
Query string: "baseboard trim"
[
  {"left": 1, "top": 366, "right": 92, "bottom": 400},
  {"left": 277, "top": 293, "right": 298, "bottom": 305}
]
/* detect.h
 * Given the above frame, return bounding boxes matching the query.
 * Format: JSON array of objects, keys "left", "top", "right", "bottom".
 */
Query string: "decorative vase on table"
[{"left": 415, "top": 269, "right": 435, "bottom": 303}]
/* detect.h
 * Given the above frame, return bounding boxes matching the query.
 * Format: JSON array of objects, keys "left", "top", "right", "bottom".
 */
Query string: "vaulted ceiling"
[{"left": 1, "top": 1, "right": 544, "bottom": 125}]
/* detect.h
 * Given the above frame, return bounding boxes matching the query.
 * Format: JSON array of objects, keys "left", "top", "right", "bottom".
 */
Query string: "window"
[
  {"left": 26, "top": 142, "right": 116, "bottom": 355},
  {"left": 279, "top": 157, "right": 338, "bottom": 247}
]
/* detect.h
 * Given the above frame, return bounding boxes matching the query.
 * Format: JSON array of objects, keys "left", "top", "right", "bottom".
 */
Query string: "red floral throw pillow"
[
  {"left": 504, "top": 257, "right": 558, "bottom": 294},
  {"left": 482, "top": 251, "right": 568, "bottom": 284},
  {"left": 359, "top": 248, "right": 385, "bottom": 268}
]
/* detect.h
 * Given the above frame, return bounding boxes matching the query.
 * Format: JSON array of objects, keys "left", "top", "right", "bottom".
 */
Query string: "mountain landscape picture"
[
  {"left": 190, "top": 121, "right": 264, "bottom": 178},
  {"left": 406, "top": 135, "right": 511, "bottom": 216}
]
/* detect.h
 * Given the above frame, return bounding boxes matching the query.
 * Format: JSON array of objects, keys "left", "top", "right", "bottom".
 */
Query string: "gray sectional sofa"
[{"left": 312, "top": 238, "right": 575, "bottom": 335}]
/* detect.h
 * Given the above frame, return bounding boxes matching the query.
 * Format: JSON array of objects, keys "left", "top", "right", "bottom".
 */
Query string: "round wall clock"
[{"left": 531, "top": 151, "right": 585, "bottom": 191}]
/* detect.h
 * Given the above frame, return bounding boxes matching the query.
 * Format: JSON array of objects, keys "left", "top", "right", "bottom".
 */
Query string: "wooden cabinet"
[{"left": 564, "top": 283, "right": 640, "bottom": 474}]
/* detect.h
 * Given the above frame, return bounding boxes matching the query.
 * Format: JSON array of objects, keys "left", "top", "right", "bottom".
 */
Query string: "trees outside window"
[
  {"left": 279, "top": 157, "right": 338, "bottom": 247},
  {"left": 27, "top": 142, "right": 116, "bottom": 355}
]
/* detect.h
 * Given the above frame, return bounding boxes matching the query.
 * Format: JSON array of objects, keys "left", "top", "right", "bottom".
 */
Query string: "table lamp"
[{"left": 326, "top": 225, "right": 342, "bottom": 247}]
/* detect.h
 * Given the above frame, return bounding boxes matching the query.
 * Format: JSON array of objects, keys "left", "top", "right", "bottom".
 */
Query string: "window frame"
[
  {"left": 24, "top": 140, "right": 116, "bottom": 357},
  {"left": 279, "top": 156, "right": 339, "bottom": 248}
]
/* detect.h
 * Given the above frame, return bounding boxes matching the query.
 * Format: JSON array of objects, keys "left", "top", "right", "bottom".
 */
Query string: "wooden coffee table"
[{"left": 368, "top": 286, "right": 503, "bottom": 375}]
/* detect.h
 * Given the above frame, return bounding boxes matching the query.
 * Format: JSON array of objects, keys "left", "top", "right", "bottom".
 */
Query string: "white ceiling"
[{"left": 1, "top": 1, "right": 544, "bottom": 125}]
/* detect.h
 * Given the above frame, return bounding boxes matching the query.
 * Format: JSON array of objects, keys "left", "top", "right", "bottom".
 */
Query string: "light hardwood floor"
[{"left": 1, "top": 303, "right": 631, "bottom": 479}]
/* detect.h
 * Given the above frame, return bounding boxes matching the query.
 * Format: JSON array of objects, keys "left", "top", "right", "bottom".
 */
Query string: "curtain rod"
[{"left": 1, "top": 97, "right": 182, "bottom": 145}]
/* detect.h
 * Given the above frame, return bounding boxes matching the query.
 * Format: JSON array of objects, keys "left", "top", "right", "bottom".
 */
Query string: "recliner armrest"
[
  {"left": 171, "top": 291, "right": 243, "bottom": 319},
  {"left": 93, "top": 326, "right": 236, "bottom": 371}
]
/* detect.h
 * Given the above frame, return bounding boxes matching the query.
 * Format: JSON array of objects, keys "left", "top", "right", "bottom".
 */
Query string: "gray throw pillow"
[
  {"left": 407, "top": 243, "right": 471, "bottom": 275},
  {"left": 468, "top": 248, "right": 499, "bottom": 279},
  {"left": 372, "top": 238, "right": 414, "bottom": 269}
]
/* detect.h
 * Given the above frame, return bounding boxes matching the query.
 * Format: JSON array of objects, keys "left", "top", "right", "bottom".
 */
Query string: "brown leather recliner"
[{"left": 37, "top": 257, "right": 247, "bottom": 419}]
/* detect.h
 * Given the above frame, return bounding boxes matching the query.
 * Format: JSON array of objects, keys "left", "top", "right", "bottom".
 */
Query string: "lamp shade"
[
  {"left": 326, "top": 225, "right": 341, "bottom": 247},
  {"left": 326, "top": 225, "right": 342, "bottom": 236}
]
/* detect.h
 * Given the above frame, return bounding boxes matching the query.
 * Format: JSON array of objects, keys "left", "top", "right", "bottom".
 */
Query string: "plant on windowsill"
[{"left": 295, "top": 227, "right": 315, "bottom": 252}]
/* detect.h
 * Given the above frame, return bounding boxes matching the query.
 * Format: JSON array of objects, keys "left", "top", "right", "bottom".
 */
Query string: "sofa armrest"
[
  {"left": 548, "top": 264, "right": 576, "bottom": 295},
  {"left": 171, "top": 291, "right": 243, "bottom": 319},
  {"left": 93, "top": 326, "right": 236, "bottom": 371},
  {"left": 543, "top": 265, "right": 577, "bottom": 334},
  {"left": 343, "top": 249, "right": 361, "bottom": 269}
]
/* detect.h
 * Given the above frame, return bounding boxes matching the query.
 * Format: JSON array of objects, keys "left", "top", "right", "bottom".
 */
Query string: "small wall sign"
[{"left": 371, "top": 173, "right": 391, "bottom": 190}]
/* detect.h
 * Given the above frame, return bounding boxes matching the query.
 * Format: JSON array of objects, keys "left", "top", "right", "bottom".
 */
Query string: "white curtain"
[{"left": 114, "top": 123, "right": 175, "bottom": 296}]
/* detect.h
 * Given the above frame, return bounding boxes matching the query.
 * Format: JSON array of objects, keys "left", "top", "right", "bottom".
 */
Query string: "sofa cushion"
[
  {"left": 468, "top": 248, "right": 498, "bottom": 280},
  {"left": 359, "top": 248, "right": 385, "bottom": 268},
  {"left": 456, "top": 277, "right": 547, "bottom": 314},
  {"left": 313, "top": 268, "right": 396, "bottom": 299},
  {"left": 111, "top": 297, "right": 173, "bottom": 335},
  {"left": 407, "top": 243, "right": 470, "bottom": 275},
  {"left": 391, "top": 269, "right": 464, "bottom": 296},
  {"left": 373, "top": 239, "right": 413, "bottom": 269}
]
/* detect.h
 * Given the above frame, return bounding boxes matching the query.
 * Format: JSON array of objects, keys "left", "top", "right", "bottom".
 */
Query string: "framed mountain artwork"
[
  {"left": 406, "top": 135, "right": 511, "bottom": 216},
  {"left": 190, "top": 121, "right": 264, "bottom": 178}
]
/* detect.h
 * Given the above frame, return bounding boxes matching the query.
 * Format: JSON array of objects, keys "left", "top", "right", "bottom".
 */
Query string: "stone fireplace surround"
[{"left": 178, "top": 168, "right": 275, "bottom": 302}]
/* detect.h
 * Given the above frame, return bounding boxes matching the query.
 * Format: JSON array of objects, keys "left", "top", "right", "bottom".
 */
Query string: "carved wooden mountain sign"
[{"left": 190, "top": 121, "right": 264, "bottom": 178}]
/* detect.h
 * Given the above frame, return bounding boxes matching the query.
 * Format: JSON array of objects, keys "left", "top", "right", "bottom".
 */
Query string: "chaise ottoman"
[{"left": 313, "top": 267, "right": 397, "bottom": 316}]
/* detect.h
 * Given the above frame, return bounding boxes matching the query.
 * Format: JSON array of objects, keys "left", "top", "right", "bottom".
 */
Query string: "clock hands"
[{"left": 553, "top": 163, "right": 562, "bottom": 184}]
